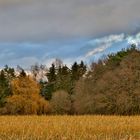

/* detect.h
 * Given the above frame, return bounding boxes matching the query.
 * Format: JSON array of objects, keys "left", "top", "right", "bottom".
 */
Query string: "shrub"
[{"left": 51, "top": 90, "right": 71, "bottom": 114}]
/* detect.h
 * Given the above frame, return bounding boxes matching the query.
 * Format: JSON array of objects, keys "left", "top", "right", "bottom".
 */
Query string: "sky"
[{"left": 0, "top": 0, "right": 140, "bottom": 68}]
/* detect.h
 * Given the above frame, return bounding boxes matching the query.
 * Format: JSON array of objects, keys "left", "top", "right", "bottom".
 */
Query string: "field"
[{"left": 0, "top": 116, "right": 139, "bottom": 140}]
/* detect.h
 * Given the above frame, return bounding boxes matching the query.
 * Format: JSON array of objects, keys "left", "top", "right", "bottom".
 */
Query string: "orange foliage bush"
[{"left": 1, "top": 76, "right": 50, "bottom": 115}]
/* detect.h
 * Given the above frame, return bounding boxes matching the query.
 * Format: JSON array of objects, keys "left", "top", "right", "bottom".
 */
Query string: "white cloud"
[
  {"left": 85, "top": 34, "right": 125, "bottom": 57},
  {"left": 0, "top": 32, "right": 140, "bottom": 68},
  {"left": 126, "top": 33, "right": 140, "bottom": 46}
]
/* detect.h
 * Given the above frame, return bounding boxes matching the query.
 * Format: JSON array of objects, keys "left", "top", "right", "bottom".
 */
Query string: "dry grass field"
[{"left": 0, "top": 116, "right": 139, "bottom": 140}]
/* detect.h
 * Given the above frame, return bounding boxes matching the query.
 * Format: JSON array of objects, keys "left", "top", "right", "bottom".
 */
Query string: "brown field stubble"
[{"left": 0, "top": 115, "right": 139, "bottom": 140}]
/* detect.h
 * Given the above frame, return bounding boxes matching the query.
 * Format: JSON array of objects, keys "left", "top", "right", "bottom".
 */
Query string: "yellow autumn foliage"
[
  {"left": 11, "top": 76, "right": 40, "bottom": 96},
  {"left": 2, "top": 76, "right": 50, "bottom": 115}
]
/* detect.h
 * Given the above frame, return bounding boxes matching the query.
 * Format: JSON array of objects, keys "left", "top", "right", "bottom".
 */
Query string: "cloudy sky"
[{"left": 0, "top": 0, "right": 140, "bottom": 68}]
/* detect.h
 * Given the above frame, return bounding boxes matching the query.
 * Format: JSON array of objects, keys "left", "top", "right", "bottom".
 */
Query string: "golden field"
[{"left": 0, "top": 116, "right": 139, "bottom": 140}]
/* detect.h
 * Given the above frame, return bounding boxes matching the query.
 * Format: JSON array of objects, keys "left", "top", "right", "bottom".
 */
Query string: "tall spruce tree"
[
  {"left": 0, "top": 66, "right": 15, "bottom": 107},
  {"left": 47, "top": 64, "right": 56, "bottom": 83}
]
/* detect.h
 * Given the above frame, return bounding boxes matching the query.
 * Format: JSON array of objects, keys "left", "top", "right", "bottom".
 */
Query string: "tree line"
[{"left": 0, "top": 45, "right": 140, "bottom": 115}]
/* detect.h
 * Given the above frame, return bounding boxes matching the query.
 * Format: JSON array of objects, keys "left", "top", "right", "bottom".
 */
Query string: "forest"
[{"left": 0, "top": 45, "right": 140, "bottom": 115}]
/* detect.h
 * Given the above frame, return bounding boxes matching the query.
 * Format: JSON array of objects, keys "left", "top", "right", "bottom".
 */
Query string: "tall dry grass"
[{"left": 0, "top": 115, "right": 139, "bottom": 140}]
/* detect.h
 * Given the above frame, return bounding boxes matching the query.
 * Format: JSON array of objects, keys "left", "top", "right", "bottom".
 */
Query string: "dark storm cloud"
[
  {"left": 0, "top": 0, "right": 140, "bottom": 42},
  {"left": 0, "top": 0, "right": 140, "bottom": 68}
]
